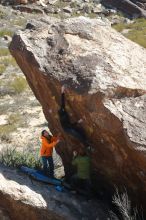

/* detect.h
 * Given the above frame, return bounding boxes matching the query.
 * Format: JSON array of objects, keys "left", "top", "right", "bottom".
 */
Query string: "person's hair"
[{"left": 41, "top": 130, "right": 52, "bottom": 142}]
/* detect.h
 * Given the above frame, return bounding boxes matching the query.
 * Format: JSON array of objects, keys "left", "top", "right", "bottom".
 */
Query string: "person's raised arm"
[{"left": 43, "top": 138, "right": 60, "bottom": 148}]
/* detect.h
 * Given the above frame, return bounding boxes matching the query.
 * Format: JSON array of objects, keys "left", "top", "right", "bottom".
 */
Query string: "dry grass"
[
  {"left": 112, "top": 18, "right": 146, "bottom": 48},
  {"left": 0, "top": 64, "right": 6, "bottom": 75},
  {"left": 0, "top": 48, "right": 10, "bottom": 57},
  {"left": 0, "top": 124, "right": 17, "bottom": 142},
  {"left": 10, "top": 18, "right": 27, "bottom": 27},
  {"left": 0, "top": 112, "right": 23, "bottom": 141},
  {"left": 0, "top": 147, "right": 41, "bottom": 169},
  {"left": 110, "top": 188, "right": 144, "bottom": 220},
  {"left": 0, "top": 29, "right": 13, "bottom": 37},
  {"left": 1, "top": 56, "right": 17, "bottom": 67},
  {"left": 0, "top": 76, "right": 28, "bottom": 96},
  {"left": 10, "top": 76, "right": 28, "bottom": 94},
  {"left": 7, "top": 113, "right": 22, "bottom": 125},
  {"left": 0, "top": 50, "right": 17, "bottom": 76},
  {"left": 0, "top": 9, "right": 7, "bottom": 19}
]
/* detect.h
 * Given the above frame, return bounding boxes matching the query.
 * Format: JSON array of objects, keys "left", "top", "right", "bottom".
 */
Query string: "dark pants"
[
  {"left": 41, "top": 156, "right": 54, "bottom": 178},
  {"left": 59, "top": 93, "right": 89, "bottom": 147},
  {"left": 70, "top": 175, "right": 91, "bottom": 196}
]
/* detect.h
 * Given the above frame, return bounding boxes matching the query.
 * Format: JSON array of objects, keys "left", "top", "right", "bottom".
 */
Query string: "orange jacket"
[{"left": 40, "top": 136, "right": 59, "bottom": 157}]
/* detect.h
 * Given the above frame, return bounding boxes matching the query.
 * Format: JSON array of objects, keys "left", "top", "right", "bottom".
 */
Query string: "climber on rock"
[
  {"left": 58, "top": 85, "right": 89, "bottom": 147},
  {"left": 71, "top": 147, "right": 91, "bottom": 196},
  {"left": 40, "top": 130, "right": 60, "bottom": 178}
]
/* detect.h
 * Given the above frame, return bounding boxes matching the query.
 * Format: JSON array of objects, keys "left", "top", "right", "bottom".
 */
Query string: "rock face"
[
  {"left": 0, "top": 165, "right": 108, "bottom": 220},
  {"left": 10, "top": 16, "right": 146, "bottom": 210},
  {"left": 101, "top": 0, "right": 146, "bottom": 17}
]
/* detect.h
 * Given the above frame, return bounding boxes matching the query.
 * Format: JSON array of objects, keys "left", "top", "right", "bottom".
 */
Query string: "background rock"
[
  {"left": 101, "top": 0, "right": 146, "bottom": 18},
  {"left": 9, "top": 16, "right": 146, "bottom": 212},
  {"left": 12, "top": 5, "right": 44, "bottom": 13}
]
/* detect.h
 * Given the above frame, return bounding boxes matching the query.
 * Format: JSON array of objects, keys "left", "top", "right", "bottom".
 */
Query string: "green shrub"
[
  {"left": 0, "top": 10, "right": 7, "bottom": 19},
  {"left": 112, "top": 18, "right": 146, "bottom": 48},
  {"left": 7, "top": 113, "right": 22, "bottom": 125},
  {"left": 11, "top": 18, "right": 27, "bottom": 27},
  {"left": 0, "top": 29, "right": 13, "bottom": 38},
  {"left": 0, "top": 124, "right": 17, "bottom": 138},
  {"left": 88, "top": 13, "right": 97, "bottom": 19},
  {"left": 70, "top": 1, "right": 78, "bottom": 8},
  {"left": 10, "top": 76, "right": 28, "bottom": 94},
  {"left": 0, "top": 48, "right": 10, "bottom": 57},
  {"left": 0, "top": 64, "right": 6, "bottom": 75},
  {"left": 125, "top": 29, "right": 146, "bottom": 48},
  {"left": 0, "top": 113, "right": 25, "bottom": 140},
  {"left": 0, "top": 113, "right": 22, "bottom": 135},
  {"left": 54, "top": 0, "right": 68, "bottom": 8},
  {"left": 112, "top": 23, "right": 126, "bottom": 32},
  {"left": 0, "top": 56, "right": 17, "bottom": 67},
  {"left": 0, "top": 103, "right": 10, "bottom": 114},
  {"left": 128, "top": 18, "right": 146, "bottom": 30},
  {"left": 0, "top": 147, "right": 42, "bottom": 169}
]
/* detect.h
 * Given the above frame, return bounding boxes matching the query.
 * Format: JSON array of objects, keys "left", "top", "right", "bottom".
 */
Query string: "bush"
[
  {"left": 0, "top": 124, "right": 17, "bottom": 139},
  {"left": 10, "top": 76, "right": 28, "bottom": 94},
  {"left": 54, "top": 0, "right": 68, "bottom": 9},
  {"left": 0, "top": 48, "right": 10, "bottom": 57},
  {"left": 0, "top": 147, "right": 42, "bottom": 169},
  {"left": 110, "top": 188, "right": 144, "bottom": 220},
  {"left": 0, "top": 113, "right": 24, "bottom": 140},
  {"left": 0, "top": 56, "right": 17, "bottom": 67},
  {"left": 112, "top": 23, "right": 126, "bottom": 32},
  {"left": 7, "top": 112, "right": 23, "bottom": 125},
  {"left": 0, "top": 10, "right": 7, "bottom": 19},
  {"left": 126, "top": 30, "right": 146, "bottom": 48},
  {"left": 0, "top": 29, "right": 13, "bottom": 38},
  {"left": 0, "top": 64, "right": 6, "bottom": 75},
  {"left": 11, "top": 18, "right": 27, "bottom": 27},
  {"left": 112, "top": 18, "right": 146, "bottom": 48},
  {"left": 70, "top": 1, "right": 78, "bottom": 8}
]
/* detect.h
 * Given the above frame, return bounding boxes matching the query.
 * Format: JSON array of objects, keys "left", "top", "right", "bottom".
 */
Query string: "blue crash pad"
[{"left": 20, "top": 166, "right": 62, "bottom": 186}]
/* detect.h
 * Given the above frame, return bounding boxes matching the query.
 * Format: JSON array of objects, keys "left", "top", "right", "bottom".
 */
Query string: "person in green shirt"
[{"left": 71, "top": 147, "right": 91, "bottom": 194}]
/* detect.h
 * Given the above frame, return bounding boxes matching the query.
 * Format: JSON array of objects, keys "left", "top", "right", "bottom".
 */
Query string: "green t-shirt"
[{"left": 72, "top": 156, "right": 90, "bottom": 179}]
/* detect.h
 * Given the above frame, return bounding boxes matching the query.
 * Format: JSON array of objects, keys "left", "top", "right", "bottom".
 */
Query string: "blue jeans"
[{"left": 41, "top": 156, "right": 54, "bottom": 178}]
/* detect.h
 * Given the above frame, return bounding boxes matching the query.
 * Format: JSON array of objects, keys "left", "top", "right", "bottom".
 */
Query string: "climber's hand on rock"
[
  {"left": 61, "top": 85, "right": 69, "bottom": 94},
  {"left": 73, "top": 151, "right": 77, "bottom": 157},
  {"left": 56, "top": 139, "right": 60, "bottom": 144},
  {"left": 78, "top": 119, "right": 83, "bottom": 124},
  {"left": 61, "top": 85, "right": 66, "bottom": 93}
]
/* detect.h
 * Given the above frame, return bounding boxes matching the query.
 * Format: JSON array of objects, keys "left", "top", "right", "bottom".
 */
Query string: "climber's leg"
[
  {"left": 60, "top": 91, "right": 65, "bottom": 110},
  {"left": 41, "top": 156, "right": 49, "bottom": 176}
]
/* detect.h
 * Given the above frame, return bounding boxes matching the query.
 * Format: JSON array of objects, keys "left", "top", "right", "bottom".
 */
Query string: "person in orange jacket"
[{"left": 40, "top": 130, "right": 60, "bottom": 178}]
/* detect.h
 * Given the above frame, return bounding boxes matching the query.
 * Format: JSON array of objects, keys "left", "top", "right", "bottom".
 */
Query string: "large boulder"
[
  {"left": 101, "top": 0, "right": 146, "bottom": 17},
  {"left": 9, "top": 16, "right": 146, "bottom": 210}
]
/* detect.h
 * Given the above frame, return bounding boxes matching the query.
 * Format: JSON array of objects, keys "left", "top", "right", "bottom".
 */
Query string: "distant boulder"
[{"left": 101, "top": 0, "right": 146, "bottom": 17}]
